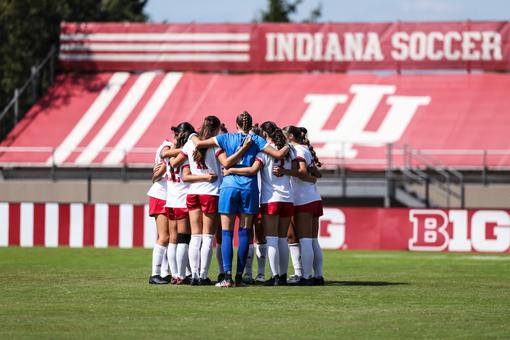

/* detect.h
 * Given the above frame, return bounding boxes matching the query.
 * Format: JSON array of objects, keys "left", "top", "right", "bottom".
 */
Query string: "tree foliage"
[
  {"left": 258, "top": 0, "right": 322, "bottom": 23},
  {"left": 0, "top": 0, "right": 147, "bottom": 116}
]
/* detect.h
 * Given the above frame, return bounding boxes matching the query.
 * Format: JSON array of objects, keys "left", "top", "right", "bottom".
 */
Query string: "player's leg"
[
  {"left": 254, "top": 217, "right": 267, "bottom": 283},
  {"left": 242, "top": 227, "right": 255, "bottom": 284},
  {"left": 294, "top": 209, "right": 314, "bottom": 285},
  {"left": 235, "top": 213, "right": 254, "bottom": 285},
  {"left": 150, "top": 213, "right": 170, "bottom": 284},
  {"left": 216, "top": 213, "right": 236, "bottom": 287},
  {"left": 277, "top": 212, "right": 292, "bottom": 285},
  {"left": 199, "top": 194, "right": 219, "bottom": 285},
  {"left": 175, "top": 211, "right": 191, "bottom": 284},
  {"left": 215, "top": 225, "right": 224, "bottom": 282},
  {"left": 167, "top": 218, "right": 178, "bottom": 283},
  {"left": 311, "top": 202, "right": 324, "bottom": 285},
  {"left": 287, "top": 217, "right": 302, "bottom": 283},
  {"left": 188, "top": 207, "right": 203, "bottom": 285},
  {"left": 263, "top": 211, "right": 280, "bottom": 285}
]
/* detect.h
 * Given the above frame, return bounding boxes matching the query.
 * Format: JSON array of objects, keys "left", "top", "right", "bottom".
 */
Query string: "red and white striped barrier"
[{"left": 0, "top": 203, "right": 156, "bottom": 248}]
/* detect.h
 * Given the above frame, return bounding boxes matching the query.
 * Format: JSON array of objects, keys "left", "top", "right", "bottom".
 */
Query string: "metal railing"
[{"left": 0, "top": 46, "right": 57, "bottom": 139}]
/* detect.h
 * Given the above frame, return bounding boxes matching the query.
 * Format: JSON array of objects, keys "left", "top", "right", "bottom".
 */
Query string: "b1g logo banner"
[
  {"left": 60, "top": 22, "right": 510, "bottom": 72},
  {"left": 318, "top": 208, "right": 510, "bottom": 253}
]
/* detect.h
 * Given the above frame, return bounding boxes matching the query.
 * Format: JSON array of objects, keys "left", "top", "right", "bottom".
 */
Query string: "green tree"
[
  {"left": 0, "top": 0, "right": 147, "bottom": 140},
  {"left": 258, "top": 0, "right": 322, "bottom": 23}
]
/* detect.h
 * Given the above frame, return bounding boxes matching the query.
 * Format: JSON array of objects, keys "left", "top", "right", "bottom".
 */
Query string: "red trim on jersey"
[
  {"left": 180, "top": 151, "right": 188, "bottom": 158},
  {"left": 33, "top": 203, "right": 45, "bottom": 246},
  {"left": 215, "top": 148, "right": 224, "bottom": 157},
  {"left": 182, "top": 164, "right": 190, "bottom": 169},
  {"left": 58, "top": 204, "right": 70, "bottom": 246},
  {"left": 255, "top": 157, "right": 264, "bottom": 165},
  {"left": 83, "top": 204, "right": 95, "bottom": 247},
  {"left": 108, "top": 205, "right": 120, "bottom": 247},
  {"left": 295, "top": 156, "right": 306, "bottom": 162},
  {"left": 8, "top": 203, "right": 20, "bottom": 246}
]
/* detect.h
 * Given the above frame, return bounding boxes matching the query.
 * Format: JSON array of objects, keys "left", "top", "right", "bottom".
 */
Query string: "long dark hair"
[
  {"left": 173, "top": 122, "right": 196, "bottom": 148},
  {"left": 193, "top": 115, "right": 224, "bottom": 168},
  {"left": 236, "top": 111, "right": 253, "bottom": 133},
  {"left": 260, "top": 121, "right": 289, "bottom": 160},
  {"left": 283, "top": 125, "right": 321, "bottom": 167}
]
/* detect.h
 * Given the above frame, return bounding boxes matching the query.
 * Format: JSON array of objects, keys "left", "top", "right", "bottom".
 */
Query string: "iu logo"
[
  {"left": 409, "top": 209, "right": 510, "bottom": 252},
  {"left": 297, "top": 84, "right": 431, "bottom": 158}
]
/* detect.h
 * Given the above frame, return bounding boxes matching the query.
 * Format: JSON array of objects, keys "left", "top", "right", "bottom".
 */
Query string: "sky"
[{"left": 145, "top": 0, "right": 510, "bottom": 23}]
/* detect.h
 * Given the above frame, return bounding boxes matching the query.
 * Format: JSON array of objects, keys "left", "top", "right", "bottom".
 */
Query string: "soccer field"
[{"left": 1, "top": 248, "right": 509, "bottom": 339}]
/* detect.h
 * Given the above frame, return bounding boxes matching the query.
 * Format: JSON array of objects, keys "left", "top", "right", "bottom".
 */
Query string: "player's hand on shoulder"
[
  {"left": 242, "top": 135, "right": 252, "bottom": 147},
  {"left": 207, "top": 173, "right": 218, "bottom": 182},
  {"left": 223, "top": 168, "right": 231, "bottom": 176}
]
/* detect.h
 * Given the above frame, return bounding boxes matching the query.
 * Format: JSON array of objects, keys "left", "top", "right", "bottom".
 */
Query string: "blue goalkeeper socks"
[
  {"left": 236, "top": 227, "right": 250, "bottom": 275},
  {"left": 221, "top": 230, "right": 234, "bottom": 273}
]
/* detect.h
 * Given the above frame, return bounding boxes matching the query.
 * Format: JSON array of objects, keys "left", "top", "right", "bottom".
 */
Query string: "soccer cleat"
[
  {"left": 242, "top": 274, "right": 254, "bottom": 284},
  {"left": 182, "top": 275, "right": 192, "bottom": 285},
  {"left": 160, "top": 275, "right": 171, "bottom": 283},
  {"left": 287, "top": 275, "right": 302, "bottom": 285},
  {"left": 254, "top": 273, "right": 265, "bottom": 284},
  {"left": 215, "top": 278, "right": 234, "bottom": 288},
  {"left": 217, "top": 273, "right": 225, "bottom": 283},
  {"left": 149, "top": 275, "right": 169, "bottom": 285},
  {"left": 264, "top": 275, "right": 280, "bottom": 286},
  {"left": 199, "top": 277, "right": 212, "bottom": 286},
  {"left": 190, "top": 278, "right": 200, "bottom": 286},
  {"left": 234, "top": 273, "right": 246, "bottom": 287},
  {"left": 297, "top": 277, "right": 314, "bottom": 286},
  {"left": 278, "top": 273, "right": 288, "bottom": 286},
  {"left": 312, "top": 276, "right": 325, "bottom": 286}
]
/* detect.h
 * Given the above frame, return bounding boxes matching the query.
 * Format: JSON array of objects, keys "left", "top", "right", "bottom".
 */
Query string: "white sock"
[
  {"left": 265, "top": 237, "right": 279, "bottom": 278},
  {"left": 289, "top": 243, "right": 302, "bottom": 277},
  {"left": 245, "top": 244, "right": 254, "bottom": 277},
  {"left": 189, "top": 235, "right": 202, "bottom": 279},
  {"left": 186, "top": 263, "right": 192, "bottom": 277},
  {"left": 167, "top": 243, "right": 177, "bottom": 277},
  {"left": 312, "top": 238, "right": 324, "bottom": 278},
  {"left": 255, "top": 243, "right": 267, "bottom": 277},
  {"left": 278, "top": 237, "right": 289, "bottom": 276},
  {"left": 160, "top": 245, "right": 169, "bottom": 277},
  {"left": 176, "top": 243, "right": 189, "bottom": 278},
  {"left": 299, "top": 238, "right": 314, "bottom": 279},
  {"left": 151, "top": 244, "right": 166, "bottom": 276},
  {"left": 200, "top": 234, "right": 214, "bottom": 279},
  {"left": 216, "top": 243, "right": 224, "bottom": 274}
]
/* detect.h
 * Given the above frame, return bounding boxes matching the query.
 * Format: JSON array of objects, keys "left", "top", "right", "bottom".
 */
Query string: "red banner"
[
  {"left": 60, "top": 22, "right": 510, "bottom": 72},
  {"left": 1, "top": 203, "right": 509, "bottom": 252}
]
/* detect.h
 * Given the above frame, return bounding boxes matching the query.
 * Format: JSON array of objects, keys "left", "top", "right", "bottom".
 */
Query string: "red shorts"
[
  {"left": 186, "top": 194, "right": 219, "bottom": 214},
  {"left": 260, "top": 202, "right": 294, "bottom": 218},
  {"left": 148, "top": 197, "right": 167, "bottom": 217},
  {"left": 294, "top": 200, "right": 323, "bottom": 217},
  {"left": 166, "top": 207, "right": 189, "bottom": 221}
]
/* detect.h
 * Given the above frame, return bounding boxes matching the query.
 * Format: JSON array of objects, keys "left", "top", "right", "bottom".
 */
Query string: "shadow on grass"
[{"left": 326, "top": 281, "right": 409, "bottom": 287}]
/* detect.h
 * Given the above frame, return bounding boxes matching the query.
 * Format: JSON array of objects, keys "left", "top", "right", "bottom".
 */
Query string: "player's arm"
[
  {"left": 262, "top": 143, "right": 289, "bottom": 160},
  {"left": 160, "top": 145, "right": 181, "bottom": 159},
  {"left": 274, "top": 160, "right": 317, "bottom": 183},
  {"left": 169, "top": 152, "right": 187, "bottom": 168},
  {"left": 216, "top": 136, "right": 252, "bottom": 169},
  {"left": 181, "top": 167, "right": 217, "bottom": 183},
  {"left": 223, "top": 160, "right": 262, "bottom": 177},
  {"left": 152, "top": 162, "right": 166, "bottom": 182},
  {"left": 194, "top": 137, "right": 218, "bottom": 149}
]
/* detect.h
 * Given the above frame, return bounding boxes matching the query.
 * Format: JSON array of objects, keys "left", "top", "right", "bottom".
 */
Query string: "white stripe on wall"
[
  {"left": 94, "top": 204, "right": 109, "bottom": 248},
  {"left": 47, "top": 72, "right": 129, "bottom": 165},
  {"left": 69, "top": 203, "right": 84, "bottom": 248},
  {"left": 144, "top": 204, "right": 156, "bottom": 249},
  {"left": 75, "top": 72, "right": 156, "bottom": 165},
  {"left": 60, "top": 53, "right": 250, "bottom": 62},
  {"left": 61, "top": 43, "right": 250, "bottom": 52},
  {"left": 0, "top": 203, "right": 9, "bottom": 246},
  {"left": 20, "top": 203, "right": 34, "bottom": 247},
  {"left": 103, "top": 72, "right": 183, "bottom": 165},
  {"left": 119, "top": 204, "right": 133, "bottom": 248},
  {"left": 44, "top": 203, "right": 59, "bottom": 247},
  {"left": 60, "top": 33, "right": 250, "bottom": 42}
]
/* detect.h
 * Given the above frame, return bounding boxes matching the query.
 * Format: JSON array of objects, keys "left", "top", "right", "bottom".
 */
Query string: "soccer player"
[
  {"left": 275, "top": 126, "right": 324, "bottom": 286},
  {"left": 161, "top": 122, "right": 196, "bottom": 285},
  {"left": 147, "top": 139, "right": 175, "bottom": 284},
  {"left": 194, "top": 111, "right": 289, "bottom": 287},
  {"left": 224, "top": 121, "right": 294, "bottom": 286},
  {"left": 168, "top": 116, "right": 252, "bottom": 285}
]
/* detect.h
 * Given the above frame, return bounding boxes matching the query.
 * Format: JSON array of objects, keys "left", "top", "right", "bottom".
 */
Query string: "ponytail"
[
  {"left": 236, "top": 111, "right": 253, "bottom": 133},
  {"left": 299, "top": 127, "right": 321, "bottom": 167}
]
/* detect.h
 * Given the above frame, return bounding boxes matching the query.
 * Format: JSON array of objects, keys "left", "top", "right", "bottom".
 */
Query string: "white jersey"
[
  {"left": 165, "top": 159, "right": 190, "bottom": 208},
  {"left": 256, "top": 143, "right": 294, "bottom": 204},
  {"left": 291, "top": 144, "right": 321, "bottom": 206},
  {"left": 181, "top": 140, "right": 223, "bottom": 196},
  {"left": 147, "top": 140, "right": 172, "bottom": 200}
]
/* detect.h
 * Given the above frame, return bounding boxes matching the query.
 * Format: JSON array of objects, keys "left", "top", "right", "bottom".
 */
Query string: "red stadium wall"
[
  {"left": 1, "top": 203, "right": 509, "bottom": 253},
  {"left": 60, "top": 22, "right": 510, "bottom": 72},
  {"left": 2, "top": 72, "right": 510, "bottom": 168}
]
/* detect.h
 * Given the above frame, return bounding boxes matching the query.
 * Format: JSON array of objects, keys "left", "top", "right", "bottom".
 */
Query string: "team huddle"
[{"left": 146, "top": 111, "right": 324, "bottom": 287}]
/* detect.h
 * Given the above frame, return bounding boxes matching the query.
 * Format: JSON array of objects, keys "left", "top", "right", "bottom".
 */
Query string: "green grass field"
[{"left": 0, "top": 248, "right": 509, "bottom": 339}]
